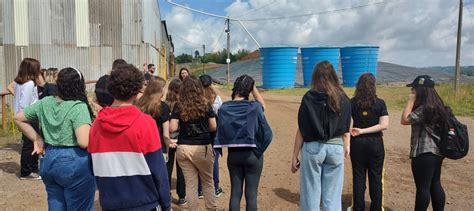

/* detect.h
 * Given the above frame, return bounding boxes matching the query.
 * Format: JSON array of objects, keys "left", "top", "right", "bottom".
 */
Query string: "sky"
[{"left": 158, "top": 0, "right": 474, "bottom": 67}]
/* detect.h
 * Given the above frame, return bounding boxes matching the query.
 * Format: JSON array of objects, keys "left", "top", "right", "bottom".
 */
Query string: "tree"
[
  {"left": 175, "top": 53, "right": 193, "bottom": 64},
  {"left": 194, "top": 50, "right": 200, "bottom": 59}
]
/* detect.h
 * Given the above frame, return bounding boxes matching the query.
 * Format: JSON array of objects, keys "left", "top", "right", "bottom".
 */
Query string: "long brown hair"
[
  {"left": 135, "top": 76, "right": 167, "bottom": 118},
  {"left": 311, "top": 61, "right": 347, "bottom": 113},
  {"left": 14, "top": 58, "right": 41, "bottom": 85},
  {"left": 353, "top": 73, "right": 377, "bottom": 110},
  {"left": 177, "top": 75, "right": 209, "bottom": 122},
  {"left": 166, "top": 79, "right": 182, "bottom": 111},
  {"left": 199, "top": 75, "right": 217, "bottom": 102}
]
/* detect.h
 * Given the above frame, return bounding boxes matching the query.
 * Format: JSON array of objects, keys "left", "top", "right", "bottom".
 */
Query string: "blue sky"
[{"left": 158, "top": 0, "right": 474, "bottom": 67}]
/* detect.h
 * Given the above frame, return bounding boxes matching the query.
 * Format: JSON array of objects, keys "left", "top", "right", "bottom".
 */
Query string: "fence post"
[{"left": 2, "top": 94, "right": 6, "bottom": 131}]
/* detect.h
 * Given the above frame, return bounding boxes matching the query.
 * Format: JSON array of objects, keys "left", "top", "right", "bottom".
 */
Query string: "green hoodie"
[{"left": 24, "top": 96, "right": 91, "bottom": 146}]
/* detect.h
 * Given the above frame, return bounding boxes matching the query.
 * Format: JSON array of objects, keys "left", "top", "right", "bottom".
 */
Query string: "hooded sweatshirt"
[
  {"left": 215, "top": 100, "right": 273, "bottom": 157},
  {"left": 298, "top": 90, "right": 351, "bottom": 143},
  {"left": 88, "top": 106, "right": 170, "bottom": 211}
]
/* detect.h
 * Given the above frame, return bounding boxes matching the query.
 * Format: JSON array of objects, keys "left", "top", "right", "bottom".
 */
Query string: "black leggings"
[
  {"left": 166, "top": 147, "right": 186, "bottom": 198},
  {"left": 227, "top": 149, "right": 263, "bottom": 211},
  {"left": 411, "top": 153, "right": 445, "bottom": 211}
]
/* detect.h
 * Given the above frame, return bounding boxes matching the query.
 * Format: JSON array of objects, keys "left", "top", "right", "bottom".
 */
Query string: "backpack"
[{"left": 437, "top": 116, "right": 469, "bottom": 160}]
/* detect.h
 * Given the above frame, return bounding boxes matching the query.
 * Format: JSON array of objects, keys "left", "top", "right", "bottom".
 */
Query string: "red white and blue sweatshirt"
[{"left": 88, "top": 106, "right": 171, "bottom": 211}]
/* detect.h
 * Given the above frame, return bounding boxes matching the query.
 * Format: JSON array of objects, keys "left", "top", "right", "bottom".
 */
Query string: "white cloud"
[{"left": 164, "top": 0, "right": 474, "bottom": 67}]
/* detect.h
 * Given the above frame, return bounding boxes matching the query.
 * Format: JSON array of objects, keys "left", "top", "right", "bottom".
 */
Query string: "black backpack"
[{"left": 437, "top": 116, "right": 469, "bottom": 160}]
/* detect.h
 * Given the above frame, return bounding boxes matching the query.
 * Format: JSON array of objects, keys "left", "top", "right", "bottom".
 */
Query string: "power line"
[{"left": 240, "top": 0, "right": 400, "bottom": 22}]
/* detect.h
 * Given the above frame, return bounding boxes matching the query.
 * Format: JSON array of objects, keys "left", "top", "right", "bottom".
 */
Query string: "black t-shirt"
[
  {"left": 154, "top": 102, "right": 170, "bottom": 149},
  {"left": 350, "top": 98, "right": 388, "bottom": 140},
  {"left": 95, "top": 75, "right": 114, "bottom": 107},
  {"left": 39, "top": 83, "right": 57, "bottom": 99},
  {"left": 171, "top": 104, "right": 216, "bottom": 145}
]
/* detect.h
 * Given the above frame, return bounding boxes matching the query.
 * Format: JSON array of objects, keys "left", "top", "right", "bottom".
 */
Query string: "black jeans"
[
  {"left": 411, "top": 153, "right": 445, "bottom": 211},
  {"left": 227, "top": 149, "right": 263, "bottom": 211},
  {"left": 350, "top": 137, "right": 385, "bottom": 211},
  {"left": 166, "top": 147, "right": 186, "bottom": 198},
  {"left": 20, "top": 122, "right": 41, "bottom": 177}
]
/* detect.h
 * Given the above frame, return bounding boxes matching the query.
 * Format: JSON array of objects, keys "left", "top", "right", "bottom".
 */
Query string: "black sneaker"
[
  {"left": 215, "top": 187, "right": 224, "bottom": 198},
  {"left": 177, "top": 198, "right": 188, "bottom": 206},
  {"left": 20, "top": 173, "right": 41, "bottom": 180},
  {"left": 198, "top": 191, "right": 204, "bottom": 199}
]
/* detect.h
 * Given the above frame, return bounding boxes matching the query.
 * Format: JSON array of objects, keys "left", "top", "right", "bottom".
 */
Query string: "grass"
[
  {"left": 189, "top": 63, "right": 224, "bottom": 76},
  {"left": 264, "top": 84, "right": 474, "bottom": 116}
]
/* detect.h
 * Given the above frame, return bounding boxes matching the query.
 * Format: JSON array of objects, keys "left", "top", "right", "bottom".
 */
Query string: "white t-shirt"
[
  {"left": 13, "top": 81, "right": 39, "bottom": 113},
  {"left": 212, "top": 95, "right": 223, "bottom": 115}
]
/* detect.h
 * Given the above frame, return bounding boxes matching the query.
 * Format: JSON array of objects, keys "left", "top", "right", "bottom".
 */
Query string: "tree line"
[{"left": 175, "top": 49, "right": 250, "bottom": 64}]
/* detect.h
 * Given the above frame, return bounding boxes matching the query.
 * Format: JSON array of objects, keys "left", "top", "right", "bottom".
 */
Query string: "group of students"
[
  {"left": 291, "top": 61, "right": 449, "bottom": 211},
  {"left": 11, "top": 56, "right": 450, "bottom": 211},
  {"left": 11, "top": 58, "right": 273, "bottom": 211}
]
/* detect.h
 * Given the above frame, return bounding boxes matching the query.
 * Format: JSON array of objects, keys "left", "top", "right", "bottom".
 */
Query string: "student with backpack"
[
  {"left": 214, "top": 74, "right": 272, "bottom": 211},
  {"left": 401, "top": 75, "right": 448, "bottom": 211},
  {"left": 348, "top": 73, "right": 389, "bottom": 211},
  {"left": 291, "top": 61, "right": 351, "bottom": 211}
]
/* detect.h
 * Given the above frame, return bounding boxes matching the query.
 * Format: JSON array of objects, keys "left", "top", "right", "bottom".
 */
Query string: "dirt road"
[{"left": 1, "top": 88, "right": 473, "bottom": 210}]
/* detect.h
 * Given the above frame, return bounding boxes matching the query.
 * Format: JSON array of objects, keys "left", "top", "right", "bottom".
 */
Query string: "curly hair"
[
  {"left": 177, "top": 75, "right": 209, "bottom": 122},
  {"left": 166, "top": 79, "right": 182, "bottom": 111},
  {"left": 107, "top": 64, "right": 144, "bottom": 101},
  {"left": 232, "top": 75, "right": 254, "bottom": 100},
  {"left": 56, "top": 68, "right": 94, "bottom": 119},
  {"left": 311, "top": 61, "right": 348, "bottom": 114},
  {"left": 135, "top": 76, "right": 166, "bottom": 118},
  {"left": 353, "top": 73, "right": 377, "bottom": 110}
]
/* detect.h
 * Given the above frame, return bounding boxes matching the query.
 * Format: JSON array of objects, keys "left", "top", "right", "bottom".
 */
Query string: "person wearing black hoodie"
[
  {"left": 291, "top": 61, "right": 351, "bottom": 211},
  {"left": 214, "top": 75, "right": 272, "bottom": 211}
]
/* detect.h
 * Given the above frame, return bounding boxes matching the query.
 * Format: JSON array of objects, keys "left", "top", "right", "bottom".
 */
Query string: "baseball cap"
[{"left": 406, "top": 75, "right": 435, "bottom": 88}]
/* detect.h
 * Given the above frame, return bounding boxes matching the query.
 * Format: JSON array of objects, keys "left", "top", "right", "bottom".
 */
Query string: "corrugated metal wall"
[{"left": 0, "top": 0, "right": 163, "bottom": 91}]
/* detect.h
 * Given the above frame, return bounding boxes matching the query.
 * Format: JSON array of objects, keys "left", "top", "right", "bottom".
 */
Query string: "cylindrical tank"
[
  {"left": 301, "top": 47, "right": 340, "bottom": 86},
  {"left": 260, "top": 47, "right": 298, "bottom": 89},
  {"left": 340, "top": 46, "right": 379, "bottom": 87}
]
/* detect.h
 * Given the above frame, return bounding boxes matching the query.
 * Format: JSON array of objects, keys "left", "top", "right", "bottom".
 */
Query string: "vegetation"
[
  {"left": 264, "top": 84, "right": 474, "bottom": 116},
  {"left": 176, "top": 48, "right": 251, "bottom": 64}
]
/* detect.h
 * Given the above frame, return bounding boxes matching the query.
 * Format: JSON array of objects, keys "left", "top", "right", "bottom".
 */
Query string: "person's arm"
[
  {"left": 14, "top": 112, "right": 44, "bottom": 155},
  {"left": 401, "top": 93, "right": 416, "bottom": 125},
  {"left": 7, "top": 81, "right": 14, "bottom": 96},
  {"left": 162, "top": 121, "right": 174, "bottom": 150},
  {"left": 169, "top": 119, "right": 179, "bottom": 133},
  {"left": 208, "top": 117, "right": 217, "bottom": 132},
  {"left": 252, "top": 86, "right": 266, "bottom": 111},
  {"left": 75, "top": 125, "right": 91, "bottom": 148},
  {"left": 291, "top": 129, "right": 304, "bottom": 173},
  {"left": 351, "top": 115, "right": 389, "bottom": 136},
  {"left": 343, "top": 132, "right": 350, "bottom": 159}
]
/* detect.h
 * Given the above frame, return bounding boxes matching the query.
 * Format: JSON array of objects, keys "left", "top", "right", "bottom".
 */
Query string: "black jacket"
[{"left": 298, "top": 90, "right": 351, "bottom": 142}]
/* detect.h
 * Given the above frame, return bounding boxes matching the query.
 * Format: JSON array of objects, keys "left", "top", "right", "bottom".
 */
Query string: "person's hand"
[
  {"left": 344, "top": 144, "right": 350, "bottom": 159},
  {"left": 169, "top": 139, "right": 178, "bottom": 148},
  {"left": 291, "top": 156, "right": 300, "bottom": 173},
  {"left": 32, "top": 139, "right": 45, "bottom": 155},
  {"left": 351, "top": 128, "right": 363, "bottom": 137}
]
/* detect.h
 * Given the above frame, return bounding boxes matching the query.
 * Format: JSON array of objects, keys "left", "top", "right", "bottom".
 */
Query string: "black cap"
[
  {"left": 199, "top": 74, "right": 213, "bottom": 87},
  {"left": 406, "top": 75, "right": 435, "bottom": 88}
]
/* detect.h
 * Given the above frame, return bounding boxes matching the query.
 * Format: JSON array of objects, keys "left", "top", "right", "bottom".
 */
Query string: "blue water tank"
[
  {"left": 340, "top": 46, "right": 379, "bottom": 87},
  {"left": 301, "top": 47, "right": 340, "bottom": 86},
  {"left": 260, "top": 47, "right": 298, "bottom": 88}
]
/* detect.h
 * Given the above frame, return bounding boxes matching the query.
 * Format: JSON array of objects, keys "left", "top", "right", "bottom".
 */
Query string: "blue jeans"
[
  {"left": 40, "top": 145, "right": 96, "bottom": 211},
  {"left": 300, "top": 141, "right": 344, "bottom": 211}
]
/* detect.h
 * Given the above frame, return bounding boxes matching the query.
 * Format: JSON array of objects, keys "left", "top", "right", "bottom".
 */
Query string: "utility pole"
[
  {"left": 202, "top": 44, "right": 206, "bottom": 74},
  {"left": 226, "top": 18, "right": 231, "bottom": 84},
  {"left": 454, "top": 0, "right": 463, "bottom": 91}
]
